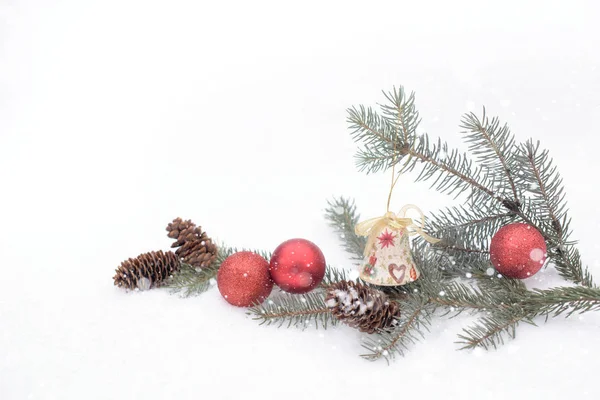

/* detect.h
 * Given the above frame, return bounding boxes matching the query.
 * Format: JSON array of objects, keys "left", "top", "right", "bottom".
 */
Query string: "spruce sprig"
[
  {"left": 248, "top": 291, "right": 336, "bottom": 329},
  {"left": 165, "top": 262, "right": 218, "bottom": 297},
  {"left": 360, "top": 294, "right": 433, "bottom": 363},
  {"left": 333, "top": 86, "right": 598, "bottom": 359},
  {"left": 457, "top": 309, "right": 533, "bottom": 350},
  {"left": 324, "top": 197, "right": 366, "bottom": 260},
  {"left": 516, "top": 139, "right": 594, "bottom": 287},
  {"left": 321, "top": 264, "right": 349, "bottom": 287},
  {"left": 349, "top": 87, "right": 590, "bottom": 287}
]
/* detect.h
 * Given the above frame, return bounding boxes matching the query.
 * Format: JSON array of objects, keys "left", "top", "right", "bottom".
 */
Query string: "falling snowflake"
[{"left": 377, "top": 229, "right": 396, "bottom": 249}]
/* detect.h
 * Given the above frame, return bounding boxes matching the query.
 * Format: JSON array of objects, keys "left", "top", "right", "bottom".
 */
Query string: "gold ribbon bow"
[{"left": 355, "top": 204, "right": 440, "bottom": 257}]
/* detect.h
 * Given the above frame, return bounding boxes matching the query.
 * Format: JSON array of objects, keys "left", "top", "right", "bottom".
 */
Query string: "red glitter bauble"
[
  {"left": 269, "top": 238, "right": 326, "bottom": 294},
  {"left": 217, "top": 251, "right": 273, "bottom": 307},
  {"left": 490, "top": 223, "right": 547, "bottom": 279}
]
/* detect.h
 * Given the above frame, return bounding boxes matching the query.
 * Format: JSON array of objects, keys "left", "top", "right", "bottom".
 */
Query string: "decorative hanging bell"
[{"left": 355, "top": 205, "right": 439, "bottom": 286}]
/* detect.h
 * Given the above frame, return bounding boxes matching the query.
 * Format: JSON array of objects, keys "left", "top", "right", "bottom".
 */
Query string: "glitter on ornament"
[
  {"left": 490, "top": 223, "right": 547, "bottom": 279},
  {"left": 217, "top": 251, "right": 273, "bottom": 307}
]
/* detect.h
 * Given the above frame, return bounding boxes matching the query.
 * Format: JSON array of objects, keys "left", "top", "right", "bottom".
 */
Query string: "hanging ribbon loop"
[{"left": 355, "top": 204, "right": 440, "bottom": 257}]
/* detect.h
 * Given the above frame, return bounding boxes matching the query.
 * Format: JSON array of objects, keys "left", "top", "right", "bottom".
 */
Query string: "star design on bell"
[{"left": 377, "top": 229, "right": 396, "bottom": 249}]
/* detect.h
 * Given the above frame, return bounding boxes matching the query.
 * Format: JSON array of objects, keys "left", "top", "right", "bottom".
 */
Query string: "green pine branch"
[
  {"left": 328, "top": 193, "right": 599, "bottom": 356},
  {"left": 380, "top": 87, "right": 421, "bottom": 145},
  {"left": 461, "top": 109, "right": 519, "bottom": 201},
  {"left": 457, "top": 309, "right": 533, "bottom": 350},
  {"left": 516, "top": 140, "right": 594, "bottom": 287},
  {"left": 248, "top": 291, "right": 336, "bottom": 329},
  {"left": 349, "top": 87, "right": 591, "bottom": 287},
  {"left": 321, "top": 264, "right": 349, "bottom": 287},
  {"left": 455, "top": 286, "right": 600, "bottom": 350},
  {"left": 428, "top": 204, "right": 516, "bottom": 239},
  {"left": 524, "top": 286, "right": 600, "bottom": 318},
  {"left": 360, "top": 295, "right": 433, "bottom": 363},
  {"left": 165, "top": 262, "right": 219, "bottom": 297},
  {"left": 324, "top": 197, "right": 366, "bottom": 260}
]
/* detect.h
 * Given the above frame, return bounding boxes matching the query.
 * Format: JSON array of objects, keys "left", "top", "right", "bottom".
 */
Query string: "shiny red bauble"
[
  {"left": 217, "top": 251, "right": 273, "bottom": 307},
  {"left": 490, "top": 223, "right": 547, "bottom": 279},
  {"left": 269, "top": 238, "right": 326, "bottom": 294}
]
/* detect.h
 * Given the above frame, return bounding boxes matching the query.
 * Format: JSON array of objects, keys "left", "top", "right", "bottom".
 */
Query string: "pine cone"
[
  {"left": 166, "top": 218, "right": 217, "bottom": 269},
  {"left": 113, "top": 250, "right": 180, "bottom": 290},
  {"left": 325, "top": 281, "right": 401, "bottom": 334}
]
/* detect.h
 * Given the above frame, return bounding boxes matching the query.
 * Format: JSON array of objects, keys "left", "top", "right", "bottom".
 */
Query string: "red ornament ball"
[
  {"left": 490, "top": 223, "right": 547, "bottom": 279},
  {"left": 269, "top": 238, "right": 326, "bottom": 294},
  {"left": 217, "top": 251, "right": 273, "bottom": 307}
]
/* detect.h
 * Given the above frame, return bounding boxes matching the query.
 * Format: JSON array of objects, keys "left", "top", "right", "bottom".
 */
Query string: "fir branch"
[
  {"left": 425, "top": 281, "right": 500, "bottom": 313},
  {"left": 429, "top": 205, "right": 515, "bottom": 238},
  {"left": 348, "top": 106, "right": 398, "bottom": 173},
  {"left": 360, "top": 295, "right": 432, "bottom": 362},
  {"left": 321, "top": 86, "right": 600, "bottom": 360},
  {"left": 460, "top": 110, "right": 519, "bottom": 200},
  {"left": 421, "top": 239, "right": 492, "bottom": 275},
  {"left": 474, "top": 273, "right": 528, "bottom": 295},
  {"left": 552, "top": 245, "right": 595, "bottom": 288},
  {"left": 165, "top": 263, "right": 218, "bottom": 298},
  {"left": 321, "top": 264, "right": 349, "bottom": 287},
  {"left": 405, "top": 137, "right": 501, "bottom": 204},
  {"left": 516, "top": 140, "right": 594, "bottom": 287},
  {"left": 324, "top": 197, "right": 366, "bottom": 259},
  {"left": 525, "top": 286, "right": 600, "bottom": 318},
  {"left": 423, "top": 198, "right": 516, "bottom": 269},
  {"left": 248, "top": 291, "right": 335, "bottom": 329},
  {"left": 452, "top": 285, "right": 600, "bottom": 350},
  {"left": 434, "top": 243, "right": 489, "bottom": 255},
  {"left": 348, "top": 88, "right": 592, "bottom": 286},
  {"left": 412, "top": 275, "right": 525, "bottom": 314},
  {"left": 348, "top": 92, "right": 504, "bottom": 205},
  {"left": 457, "top": 309, "right": 533, "bottom": 350},
  {"left": 379, "top": 86, "right": 420, "bottom": 144},
  {"left": 518, "top": 140, "right": 566, "bottom": 234}
]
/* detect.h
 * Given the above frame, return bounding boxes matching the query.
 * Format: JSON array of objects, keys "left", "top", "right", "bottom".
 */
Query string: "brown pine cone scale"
[
  {"left": 166, "top": 218, "right": 217, "bottom": 269},
  {"left": 113, "top": 250, "right": 180, "bottom": 290},
  {"left": 325, "top": 280, "right": 401, "bottom": 334}
]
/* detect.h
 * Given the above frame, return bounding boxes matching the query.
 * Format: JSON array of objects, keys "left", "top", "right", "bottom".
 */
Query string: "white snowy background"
[{"left": 2, "top": 1, "right": 600, "bottom": 399}]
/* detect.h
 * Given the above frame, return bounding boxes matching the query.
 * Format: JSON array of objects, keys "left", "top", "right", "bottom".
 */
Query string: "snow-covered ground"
[{"left": 2, "top": 1, "right": 600, "bottom": 399}]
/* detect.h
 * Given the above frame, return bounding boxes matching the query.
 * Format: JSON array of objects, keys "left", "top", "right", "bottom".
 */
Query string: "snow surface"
[{"left": 1, "top": 1, "right": 600, "bottom": 399}]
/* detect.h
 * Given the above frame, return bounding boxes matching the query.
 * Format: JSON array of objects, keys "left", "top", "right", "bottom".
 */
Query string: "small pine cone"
[
  {"left": 325, "top": 281, "right": 401, "bottom": 334},
  {"left": 113, "top": 250, "right": 180, "bottom": 290},
  {"left": 166, "top": 218, "right": 217, "bottom": 269}
]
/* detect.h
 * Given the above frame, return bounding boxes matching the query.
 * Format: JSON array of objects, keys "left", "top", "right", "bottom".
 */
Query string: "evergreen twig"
[
  {"left": 248, "top": 291, "right": 336, "bottom": 329},
  {"left": 516, "top": 140, "right": 594, "bottom": 287},
  {"left": 165, "top": 263, "right": 218, "bottom": 297},
  {"left": 360, "top": 295, "right": 433, "bottom": 363},
  {"left": 524, "top": 286, "right": 600, "bottom": 318},
  {"left": 321, "top": 264, "right": 349, "bottom": 287},
  {"left": 325, "top": 197, "right": 366, "bottom": 260},
  {"left": 349, "top": 87, "right": 591, "bottom": 287},
  {"left": 460, "top": 109, "right": 519, "bottom": 200},
  {"left": 457, "top": 310, "right": 533, "bottom": 350}
]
